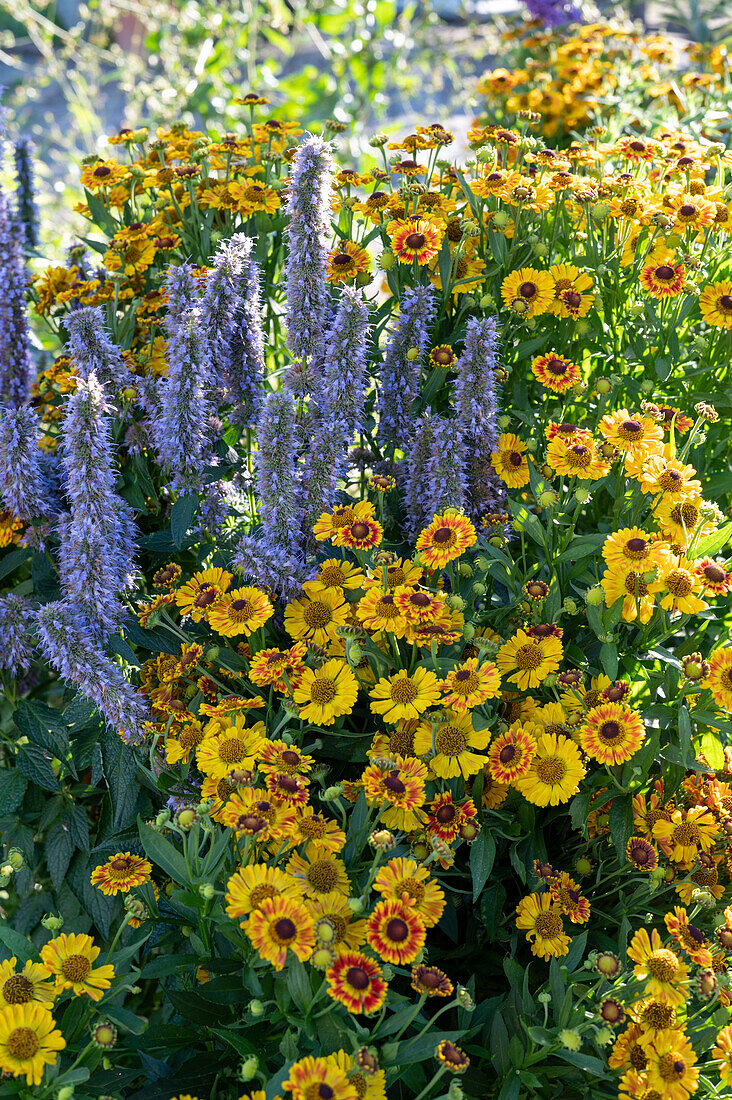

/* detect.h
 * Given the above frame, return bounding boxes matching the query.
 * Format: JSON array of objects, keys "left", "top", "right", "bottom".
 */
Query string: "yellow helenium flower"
[
  {"left": 699, "top": 279, "right": 732, "bottom": 327},
  {"left": 413, "top": 712, "right": 490, "bottom": 778},
  {"left": 0, "top": 1002, "right": 66, "bottom": 1085},
  {"left": 196, "top": 718, "right": 266, "bottom": 780},
  {"left": 515, "top": 893, "right": 570, "bottom": 959},
  {"left": 415, "top": 512, "right": 477, "bottom": 569},
  {"left": 207, "top": 586, "right": 274, "bottom": 638},
  {"left": 653, "top": 806, "right": 719, "bottom": 864},
  {"left": 293, "top": 659, "right": 359, "bottom": 726},
  {"left": 707, "top": 647, "right": 732, "bottom": 711},
  {"left": 39, "top": 933, "right": 115, "bottom": 1002},
  {"left": 369, "top": 667, "right": 441, "bottom": 724},
  {"left": 0, "top": 960, "right": 56, "bottom": 1008},
  {"left": 626, "top": 927, "right": 689, "bottom": 1005},
  {"left": 496, "top": 629, "right": 563, "bottom": 690},
  {"left": 500, "top": 267, "right": 555, "bottom": 317},
  {"left": 514, "top": 732, "right": 585, "bottom": 807},
  {"left": 491, "top": 433, "right": 530, "bottom": 488},
  {"left": 284, "top": 583, "right": 350, "bottom": 647}
]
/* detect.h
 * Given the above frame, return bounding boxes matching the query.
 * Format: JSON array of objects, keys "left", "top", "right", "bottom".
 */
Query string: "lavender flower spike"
[
  {"left": 14, "top": 138, "right": 39, "bottom": 250},
  {"left": 202, "top": 234, "right": 265, "bottom": 426},
  {"left": 228, "top": 236, "right": 266, "bottom": 427},
  {"left": 316, "top": 285, "right": 370, "bottom": 439},
  {"left": 426, "top": 414, "right": 466, "bottom": 517},
  {"left": 65, "top": 306, "right": 130, "bottom": 393},
  {"left": 232, "top": 536, "right": 307, "bottom": 601},
  {"left": 0, "top": 403, "right": 52, "bottom": 522},
  {"left": 403, "top": 413, "right": 436, "bottom": 541},
  {"left": 0, "top": 190, "right": 32, "bottom": 407},
  {"left": 157, "top": 264, "right": 215, "bottom": 495},
  {"left": 378, "top": 284, "right": 436, "bottom": 455},
  {"left": 58, "top": 371, "right": 137, "bottom": 641},
  {"left": 285, "top": 133, "right": 335, "bottom": 359},
  {"left": 0, "top": 595, "right": 35, "bottom": 673},
  {"left": 34, "top": 602, "right": 151, "bottom": 745},
  {"left": 255, "top": 389, "right": 301, "bottom": 555},
  {"left": 453, "top": 314, "right": 505, "bottom": 520}
]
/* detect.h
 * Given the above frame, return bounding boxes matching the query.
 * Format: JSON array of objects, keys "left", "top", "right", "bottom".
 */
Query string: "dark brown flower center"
[
  {"left": 346, "top": 966, "right": 370, "bottom": 990},
  {"left": 386, "top": 918, "right": 409, "bottom": 941}
]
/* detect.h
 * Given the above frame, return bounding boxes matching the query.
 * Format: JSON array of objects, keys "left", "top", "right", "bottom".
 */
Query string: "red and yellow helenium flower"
[{"left": 90, "top": 852, "right": 152, "bottom": 896}]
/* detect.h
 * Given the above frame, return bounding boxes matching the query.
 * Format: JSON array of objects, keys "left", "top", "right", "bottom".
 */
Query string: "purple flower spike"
[
  {"left": 285, "top": 133, "right": 335, "bottom": 360},
  {"left": 0, "top": 190, "right": 32, "bottom": 407},
  {"left": 34, "top": 602, "right": 151, "bottom": 745},
  {"left": 58, "top": 372, "right": 137, "bottom": 641}
]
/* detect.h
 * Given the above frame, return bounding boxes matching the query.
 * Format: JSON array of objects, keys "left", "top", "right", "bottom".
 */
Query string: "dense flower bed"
[{"left": 1, "top": 16, "right": 732, "bottom": 1100}]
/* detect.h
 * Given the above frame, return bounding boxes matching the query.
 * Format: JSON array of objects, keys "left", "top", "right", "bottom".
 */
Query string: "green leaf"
[
  {"left": 599, "top": 642, "right": 618, "bottom": 680},
  {"left": 0, "top": 769, "right": 27, "bottom": 813},
  {"left": 554, "top": 535, "right": 604, "bottom": 563},
  {"left": 609, "top": 793, "right": 633, "bottom": 861},
  {"left": 0, "top": 923, "right": 39, "bottom": 965},
  {"left": 554, "top": 1049, "right": 606, "bottom": 1076},
  {"left": 138, "top": 819, "right": 190, "bottom": 884},
  {"left": 45, "top": 819, "right": 76, "bottom": 890},
  {"left": 470, "top": 828, "right": 496, "bottom": 901},
  {"left": 14, "top": 699, "right": 70, "bottom": 759},
  {"left": 101, "top": 729, "right": 141, "bottom": 828},
  {"left": 695, "top": 520, "right": 732, "bottom": 559},
  {"left": 15, "top": 745, "right": 60, "bottom": 792},
  {"left": 208, "top": 1026, "right": 256, "bottom": 1057},
  {"left": 0, "top": 547, "right": 31, "bottom": 583},
  {"left": 171, "top": 493, "right": 199, "bottom": 549},
  {"left": 698, "top": 729, "right": 725, "bottom": 770}
]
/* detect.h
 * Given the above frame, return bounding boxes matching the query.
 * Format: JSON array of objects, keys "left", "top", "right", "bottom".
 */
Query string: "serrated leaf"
[
  {"left": 16, "top": 744, "right": 60, "bottom": 792},
  {"left": 0, "top": 769, "right": 27, "bottom": 813},
  {"left": 171, "top": 492, "right": 199, "bottom": 549},
  {"left": 45, "top": 820, "right": 76, "bottom": 890}
]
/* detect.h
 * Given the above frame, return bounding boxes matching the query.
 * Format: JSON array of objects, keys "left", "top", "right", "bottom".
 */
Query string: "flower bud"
[
  {"left": 406, "top": 346, "right": 421, "bottom": 361},
  {"left": 6, "top": 848, "right": 24, "bottom": 871},
  {"left": 238, "top": 1056, "right": 259, "bottom": 1082},
  {"left": 199, "top": 883, "right": 216, "bottom": 900},
  {"left": 539, "top": 490, "right": 557, "bottom": 507},
  {"left": 585, "top": 586, "right": 604, "bottom": 607},
  {"left": 378, "top": 250, "right": 395, "bottom": 270},
  {"left": 41, "top": 915, "right": 64, "bottom": 932}
]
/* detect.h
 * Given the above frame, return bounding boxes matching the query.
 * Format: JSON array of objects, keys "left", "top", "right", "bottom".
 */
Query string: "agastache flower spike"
[
  {"left": 314, "top": 285, "right": 370, "bottom": 439},
  {"left": 378, "top": 284, "right": 436, "bottom": 455},
  {"left": 13, "top": 138, "right": 39, "bottom": 249},
  {"left": 525, "top": 0, "right": 582, "bottom": 26},
  {"left": 232, "top": 536, "right": 307, "bottom": 601},
  {"left": 254, "top": 389, "right": 301, "bottom": 555},
  {"left": 158, "top": 264, "right": 215, "bottom": 495},
  {"left": 404, "top": 414, "right": 436, "bottom": 542},
  {"left": 453, "top": 315, "right": 505, "bottom": 519},
  {"left": 58, "top": 372, "right": 137, "bottom": 640},
  {"left": 203, "top": 234, "right": 265, "bottom": 425},
  {"left": 285, "top": 133, "right": 335, "bottom": 359},
  {"left": 426, "top": 414, "right": 466, "bottom": 516},
  {"left": 34, "top": 602, "right": 151, "bottom": 745},
  {"left": 0, "top": 595, "right": 35, "bottom": 673},
  {"left": 65, "top": 306, "right": 130, "bottom": 393},
  {"left": 0, "top": 403, "right": 53, "bottom": 522},
  {"left": 0, "top": 190, "right": 32, "bottom": 407}
]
